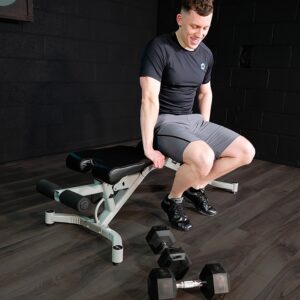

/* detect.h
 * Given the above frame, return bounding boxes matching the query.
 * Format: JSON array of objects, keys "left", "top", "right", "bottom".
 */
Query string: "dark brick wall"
[
  {"left": 0, "top": 0, "right": 158, "bottom": 163},
  {"left": 158, "top": 0, "right": 300, "bottom": 167}
]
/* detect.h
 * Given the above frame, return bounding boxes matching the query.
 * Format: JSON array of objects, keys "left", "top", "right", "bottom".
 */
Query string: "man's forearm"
[
  {"left": 198, "top": 92, "right": 212, "bottom": 121},
  {"left": 140, "top": 99, "right": 159, "bottom": 153}
]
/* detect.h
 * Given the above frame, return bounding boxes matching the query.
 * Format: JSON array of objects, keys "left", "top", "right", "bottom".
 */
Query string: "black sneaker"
[
  {"left": 161, "top": 195, "right": 192, "bottom": 231},
  {"left": 183, "top": 188, "right": 217, "bottom": 216}
]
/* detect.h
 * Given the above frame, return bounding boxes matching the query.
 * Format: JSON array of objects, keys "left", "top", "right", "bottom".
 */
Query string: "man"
[{"left": 139, "top": 0, "right": 255, "bottom": 231}]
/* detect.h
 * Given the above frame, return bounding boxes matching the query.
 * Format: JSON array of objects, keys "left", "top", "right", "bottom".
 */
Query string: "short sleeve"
[
  {"left": 202, "top": 52, "right": 214, "bottom": 84},
  {"left": 139, "top": 38, "right": 167, "bottom": 82}
]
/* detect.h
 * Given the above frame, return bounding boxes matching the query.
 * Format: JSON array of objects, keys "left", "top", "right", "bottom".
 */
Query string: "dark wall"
[
  {"left": 158, "top": 0, "right": 300, "bottom": 167},
  {"left": 157, "top": 0, "right": 180, "bottom": 35},
  {"left": 0, "top": 0, "right": 158, "bottom": 163}
]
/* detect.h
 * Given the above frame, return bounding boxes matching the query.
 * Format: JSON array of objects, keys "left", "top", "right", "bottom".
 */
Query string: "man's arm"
[
  {"left": 198, "top": 81, "right": 213, "bottom": 122},
  {"left": 140, "top": 76, "right": 165, "bottom": 168}
]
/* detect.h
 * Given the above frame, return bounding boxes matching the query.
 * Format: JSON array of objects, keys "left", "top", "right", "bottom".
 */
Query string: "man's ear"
[{"left": 176, "top": 13, "right": 183, "bottom": 26}]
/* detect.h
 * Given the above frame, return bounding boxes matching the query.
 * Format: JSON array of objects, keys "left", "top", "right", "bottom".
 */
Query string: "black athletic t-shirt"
[{"left": 140, "top": 32, "right": 213, "bottom": 115}]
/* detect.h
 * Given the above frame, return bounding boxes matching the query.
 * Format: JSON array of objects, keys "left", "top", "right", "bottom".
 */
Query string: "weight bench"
[{"left": 36, "top": 144, "right": 238, "bottom": 265}]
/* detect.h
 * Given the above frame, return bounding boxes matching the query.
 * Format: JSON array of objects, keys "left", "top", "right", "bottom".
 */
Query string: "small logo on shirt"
[{"left": 201, "top": 63, "right": 205, "bottom": 70}]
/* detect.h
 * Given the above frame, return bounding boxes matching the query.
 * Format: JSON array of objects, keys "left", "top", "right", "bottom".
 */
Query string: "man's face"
[{"left": 176, "top": 10, "right": 212, "bottom": 50}]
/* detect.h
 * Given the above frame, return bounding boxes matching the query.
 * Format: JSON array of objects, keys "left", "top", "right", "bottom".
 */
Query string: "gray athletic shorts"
[{"left": 154, "top": 114, "right": 239, "bottom": 163}]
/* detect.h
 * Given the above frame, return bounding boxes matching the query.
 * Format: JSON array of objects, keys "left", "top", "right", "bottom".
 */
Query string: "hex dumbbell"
[
  {"left": 146, "top": 225, "right": 191, "bottom": 280},
  {"left": 148, "top": 263, "right": 230, "bottom": 300}
]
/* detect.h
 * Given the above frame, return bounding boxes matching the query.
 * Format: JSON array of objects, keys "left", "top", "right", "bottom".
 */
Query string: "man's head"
[
  {"left": 181, "top": 0, "right": 214, "bottom": 17},
  {"left": 176, "top": 0, "right": 214, "bottom": 50}
]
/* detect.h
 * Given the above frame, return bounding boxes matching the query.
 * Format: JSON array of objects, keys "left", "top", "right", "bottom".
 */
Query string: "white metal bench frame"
[{"left": 44, "top": 157, "right": 238, "bottom": 264}]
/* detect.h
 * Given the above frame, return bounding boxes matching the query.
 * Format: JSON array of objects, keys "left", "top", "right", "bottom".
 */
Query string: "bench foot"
[
  {"left": 45, "top": 210, "right": 124, "bottom": 264},
  {"left": 210, "top": 180, "right": 239, "bottom": 194},
  {"left": 112, "top": 245, "right": 123, "bottom": 265}
]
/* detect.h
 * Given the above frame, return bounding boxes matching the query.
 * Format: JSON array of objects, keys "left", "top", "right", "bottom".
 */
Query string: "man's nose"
[{"left": 196, "top": 28, "right": 204, "bottom": 38}]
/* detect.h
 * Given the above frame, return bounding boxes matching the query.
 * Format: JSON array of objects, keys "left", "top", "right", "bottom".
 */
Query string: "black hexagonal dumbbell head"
[
  {"left": 146, "top": 225, "right": 176, "bottom": 254},
  {"left": 158, "top": 247, "right": 191, "bottom": 280},
  {"left": 148, "top": 268, "right": 177, "bottom": 300},
  {"left": 146, "top": 225, "right": 191, "bottom": 279},
  {"left": 200, "top": 263, "right": 230, "bottom": 299}
]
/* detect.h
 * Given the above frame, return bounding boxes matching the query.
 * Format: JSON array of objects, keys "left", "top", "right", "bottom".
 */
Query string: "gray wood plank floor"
[{"left": 0, "top": 150, "right": 300, "bottom": 300}]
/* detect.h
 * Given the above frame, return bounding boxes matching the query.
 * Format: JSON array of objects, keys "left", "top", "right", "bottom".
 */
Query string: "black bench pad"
[{"left": 66, "top": 145, "right": 152, "bottom": 184}]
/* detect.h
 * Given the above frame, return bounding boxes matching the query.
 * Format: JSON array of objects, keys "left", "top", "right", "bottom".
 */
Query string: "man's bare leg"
[
  {"left": 170, "top": 136, "right": 255, "bottom": 197},
  {"left": 169, "top": 140, "right": 215, "bottom": 198},
  {"left": 162, "top": 136, "right": 255, "bottom": 230}
]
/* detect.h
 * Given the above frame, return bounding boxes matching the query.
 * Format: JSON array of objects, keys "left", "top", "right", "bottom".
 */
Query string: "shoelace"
[
  {"left": 170, "top": 202, "right": 186, "bottom": 221},
  {"left": 197, "top": 189, "right": 207, "bottom": 199},
  {"left": 194, "top": 190, "right": 211, "bottom": 208}
]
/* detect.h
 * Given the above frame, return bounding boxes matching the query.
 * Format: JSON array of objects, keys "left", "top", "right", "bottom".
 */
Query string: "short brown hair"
[{"left": 181, "top": 0, "right": 214, "bottom": 16}]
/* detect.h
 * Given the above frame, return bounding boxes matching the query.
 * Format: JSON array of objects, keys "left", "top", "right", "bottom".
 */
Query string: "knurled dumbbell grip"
[{"left": 176, "top": 280, "right": 207, "bottom": 289}]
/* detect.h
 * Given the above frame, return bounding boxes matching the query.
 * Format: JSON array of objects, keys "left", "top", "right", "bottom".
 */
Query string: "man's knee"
[
  {"left": 194, "top": 153, "right": 214, "bottom": 177},
  {"left": 240, "top": 140, "right": 255, "bottom": 165},
  {"left": 236, "top": 137, "right": 255, "bottom": 165},
  {"left": 183, "top": 141, "right": 215, "bottom": 177},
  {"left": 222, "top": 136, "right": 255, "bottom": 166}
]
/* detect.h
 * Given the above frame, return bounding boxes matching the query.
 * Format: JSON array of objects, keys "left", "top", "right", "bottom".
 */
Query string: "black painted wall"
[
  {"left": 0, "top": 0, "right": 158, "bottom": 163},
  {"left": 158, "top": 0, "right": 300, "bottom": 167},
  {"left": 1, "top": 0, "right": 300, "bottom": 167}
]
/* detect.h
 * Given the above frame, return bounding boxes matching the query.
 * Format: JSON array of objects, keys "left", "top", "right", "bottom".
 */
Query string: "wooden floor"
[{"left": 1, "top": 146, "right": 300, "bottom": 300}]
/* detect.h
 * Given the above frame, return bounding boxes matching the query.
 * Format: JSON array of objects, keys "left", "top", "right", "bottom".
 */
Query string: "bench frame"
[{"left": 44, "top": 158, "right": 238, "bottom": 264}]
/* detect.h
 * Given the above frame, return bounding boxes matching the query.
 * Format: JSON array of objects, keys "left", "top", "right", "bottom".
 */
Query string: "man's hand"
[{"left": 145, "top": 149, "right": 165, "bottom": 169}]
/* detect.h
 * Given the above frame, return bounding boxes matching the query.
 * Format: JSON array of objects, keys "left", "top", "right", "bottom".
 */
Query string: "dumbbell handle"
[
  {"left": 177, "top": 280, "right": 207, "bottom": 289},
  {"left": 160, "top": 241, "right": 168, "bottom": 251}
]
